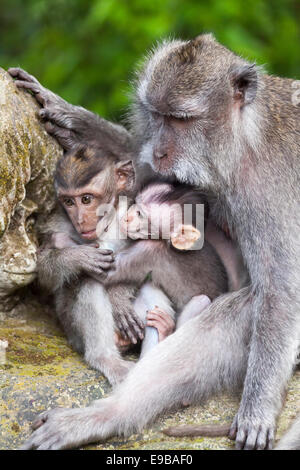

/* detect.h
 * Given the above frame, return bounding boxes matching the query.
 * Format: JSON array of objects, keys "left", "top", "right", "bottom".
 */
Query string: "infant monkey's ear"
[{"left": 170, "top": 224, "right": 201, "bottom": 250}]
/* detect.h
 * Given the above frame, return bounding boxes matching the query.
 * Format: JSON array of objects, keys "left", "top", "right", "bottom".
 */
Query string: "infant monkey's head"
[{"left": 121, "top": 182, "right": 208, "bottom": 250}]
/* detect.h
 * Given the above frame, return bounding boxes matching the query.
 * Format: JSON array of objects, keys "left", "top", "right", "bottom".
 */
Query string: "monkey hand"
[
  {"left": 229, "top": 411, "right": 275, "bottom": 450},
  {"left": 113, "top": 305, "right": 145, "bottom": 345},
  {"left": 20, "top": 406, "right": 109, "bottom": 450},
  {"left": 68, "top": 245, "right": 115, "bottom": 280},
  {"left": 8, "top": 67, "right": 87, "bottom": 150},
  {"left": 146, "top": 307, "right": 176, "bottom": 342}
]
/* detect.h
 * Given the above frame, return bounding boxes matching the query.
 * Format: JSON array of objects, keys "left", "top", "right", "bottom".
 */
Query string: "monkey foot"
[{"left": 229, "top": 414, "right": 275, "bottom": 450}]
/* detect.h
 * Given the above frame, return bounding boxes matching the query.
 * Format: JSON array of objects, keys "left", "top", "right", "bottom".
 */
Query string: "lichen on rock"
[{"left": 0, "top": 68, "right": 63, "bottom": 308}]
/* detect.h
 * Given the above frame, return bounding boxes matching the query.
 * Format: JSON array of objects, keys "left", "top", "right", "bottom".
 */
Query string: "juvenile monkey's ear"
[
  {"left": 115, "top": 160, "right": 136, "bottom": 192},
  {"left": 229, "top": 63, "right": 258, "bottom": 105},
  {"left": 170, "top": 224, "right": 201, "bottom": 251}
]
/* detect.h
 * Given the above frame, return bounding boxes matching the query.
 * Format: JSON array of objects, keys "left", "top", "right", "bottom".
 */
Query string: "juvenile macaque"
[
  {"left": 37, "top": 145, "right": 150, "bottom": 385},
  {"left": 11, "top": 32, "right": 300, "bottom": 450}
]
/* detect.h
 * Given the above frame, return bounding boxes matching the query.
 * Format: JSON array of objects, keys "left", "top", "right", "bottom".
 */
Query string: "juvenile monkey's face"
[
  {"left": 59, "top": 191, "right": 105, "bottom": 241},
  {"left": 57, "top": 160, "right": 135, "bottom": 241},
  {"left": 58, "top": 169, "right": 115, "bottom": 241}
]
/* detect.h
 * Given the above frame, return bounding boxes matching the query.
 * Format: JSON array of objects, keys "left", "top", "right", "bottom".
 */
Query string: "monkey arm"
[
  {"left": 37, "top": 244, "right": 114, "bottom": 292},
  {"left": 105, "top": 242, "right": 152, "bottom": 287},
  {"left": 8, "top": 67, "right": 133, "bottom": 155}
]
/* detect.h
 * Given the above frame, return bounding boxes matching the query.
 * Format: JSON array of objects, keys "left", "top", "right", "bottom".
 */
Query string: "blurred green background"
[{"left": 0, "top": 0, "right": 299, "bottom": 121}]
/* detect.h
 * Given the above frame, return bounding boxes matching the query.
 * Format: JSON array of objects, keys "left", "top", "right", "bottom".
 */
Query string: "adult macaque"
[{"left": 10, "top": 32, "right": 300, "bottom": 450}]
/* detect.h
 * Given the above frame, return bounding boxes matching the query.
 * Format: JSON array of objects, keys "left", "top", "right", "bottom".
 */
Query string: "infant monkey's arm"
[
  {"left": 37, "top": 232, "right": 113, "bottom": 292},
  {"left": 105, "top": 242, "right": 153, "bottom": 287}
]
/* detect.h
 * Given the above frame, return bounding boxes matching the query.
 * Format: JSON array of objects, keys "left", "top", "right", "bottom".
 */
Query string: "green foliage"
[{"left": 0, "top": 0, "right": 299, "bottom": 121}]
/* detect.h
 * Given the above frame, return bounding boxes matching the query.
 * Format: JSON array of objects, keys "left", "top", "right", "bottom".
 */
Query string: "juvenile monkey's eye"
[
  {"left": 136, "top": 210, "right": 141, "bottom": 217},
  {"left": 63, "top": 198, "right": 74, "bottom": 207},
  {"left": 81, "top": 195, "right": 93, "bottom": 204}
]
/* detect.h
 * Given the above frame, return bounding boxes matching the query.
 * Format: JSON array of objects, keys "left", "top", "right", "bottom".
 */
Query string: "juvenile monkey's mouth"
[{"left": 81, "top": 229, "right": 97, "bottom": 240}]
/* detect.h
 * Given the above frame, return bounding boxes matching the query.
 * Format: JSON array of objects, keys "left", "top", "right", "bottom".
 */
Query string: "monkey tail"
[{"left": 163, "top": 423, "right": 231, "bottom": 438}]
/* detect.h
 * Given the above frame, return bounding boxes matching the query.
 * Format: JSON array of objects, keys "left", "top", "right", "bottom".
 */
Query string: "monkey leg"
[
  {"left": 176, "top": 295, "right": 211, "bottom": 329},
  {"left": 22, "top": 288, "right": 252, "bottom": 450},
  {"left": 229, "top": 291, "right": 300, "bottom": 450},
  {"left": 61, "top": 279, "right": 134, "bottom": 387},
  {"left": 133, "top": 282, "right": 175, "bottom": 357}
]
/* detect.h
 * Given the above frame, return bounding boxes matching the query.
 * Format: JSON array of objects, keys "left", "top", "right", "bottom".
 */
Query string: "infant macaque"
[{"left": 105, "top": 182, "right": 228, "bottom": 354}]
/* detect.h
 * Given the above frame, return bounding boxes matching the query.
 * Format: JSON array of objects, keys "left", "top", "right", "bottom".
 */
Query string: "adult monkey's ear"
[
  {"left": 115, "top": 160, "right": 136, "bottom": 192},
  {"left": 170, "top": 224, "right": 201, "bottom": 251},
  {"left": 229, "top": 63, "right": 258, "bottom": 106}
]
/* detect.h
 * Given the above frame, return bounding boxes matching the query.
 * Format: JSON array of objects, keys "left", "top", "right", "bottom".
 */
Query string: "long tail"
[
  {"left": 164, "top": 416, "right": 300, "bottom": 450},
  {"left": 163, "top": 423, "right": 231, "bottom": 438}
]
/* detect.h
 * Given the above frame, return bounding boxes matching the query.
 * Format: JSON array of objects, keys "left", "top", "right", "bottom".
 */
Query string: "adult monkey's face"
[{"left": 132, "top": 34, "right": 259, "bottom": 190}]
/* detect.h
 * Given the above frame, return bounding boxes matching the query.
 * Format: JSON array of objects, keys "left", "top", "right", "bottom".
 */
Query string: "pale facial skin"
[
  {"left": 121, "top": 201, "right": 180, "bottom": 240},
  {"left": 58, "top": 190, "right": 103, "bottom": 241},
  {"left": 121, "top": 201, "right": 201, "bottom": 249},
  {"left": 120, "top": 203, "right": 151, "bottom": 239}
]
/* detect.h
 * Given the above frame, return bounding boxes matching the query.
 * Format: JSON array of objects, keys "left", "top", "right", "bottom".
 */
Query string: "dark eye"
[
  {"left": 63, "top": 198, "right": 74, "bottom": 207},
  {"left": 82, "top": 195, "right": 93, "bottom": 205},
  {"left": 137, "top": 210, "right": 141, "bottom": 217}
]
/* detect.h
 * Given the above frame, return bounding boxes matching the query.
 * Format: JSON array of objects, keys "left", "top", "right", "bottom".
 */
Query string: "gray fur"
[
  {"left": 106, "top": 238, "right": 227, "bottom": 311},
  {"left": 37, "top": 209, "right": 138, "bottom": 386},
  {"left": 10, "top": 33, "right": 300, "bottom": 450}
]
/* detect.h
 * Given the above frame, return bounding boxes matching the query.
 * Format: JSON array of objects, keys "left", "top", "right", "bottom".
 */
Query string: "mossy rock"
[{"left": 0, "top": 68, "right": 63, "bottom": 307}]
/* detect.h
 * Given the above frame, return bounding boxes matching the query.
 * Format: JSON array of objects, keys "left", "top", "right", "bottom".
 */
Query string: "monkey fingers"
[
  {"left": 117, "top": 311, "right": 145, "bottom": 344},
  {"left": 80, "top": 248, "right": 114, "bottom": 274},
  {"left": 8, "top": 67, "right": 57, "bottom": 106},
  {"left": 8, "top": 67, "right": 41, "bottom": 87},
  {"left": 21, "top": 407, "right": 103, "bottom": 450},
  {"left": 229, "top": 414, "right": 275, "bottom": 450},
  {"left": 146, "top": 307, "right": 175, "bottom": 341},
  {"left": 115, "top": 314, "right": 137, "bottom": 344},
  {"left": 43, "top": 121, "right": 78, "bottom": 151}
]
